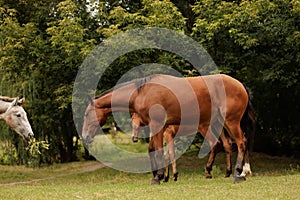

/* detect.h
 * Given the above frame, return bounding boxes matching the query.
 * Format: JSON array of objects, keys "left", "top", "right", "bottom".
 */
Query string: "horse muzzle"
[
  {"left": 23, "top": 132, "right": 34, "bottom": 141},
  {"left": 82, "top": 133, "right": 94, "bottom": 145}
]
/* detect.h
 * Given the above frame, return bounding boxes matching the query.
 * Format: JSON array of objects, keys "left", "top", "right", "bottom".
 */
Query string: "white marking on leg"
[{"left": 241, "top": 163, "right": 252, "bottom": 177}]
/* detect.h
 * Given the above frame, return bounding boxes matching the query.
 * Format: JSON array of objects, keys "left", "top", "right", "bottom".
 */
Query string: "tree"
[
  {"left": 193, "top": 0, "right": 300, "bottom": 157},
  {"left": 0, "top": 0, "right": 97, "bottom": 163}
]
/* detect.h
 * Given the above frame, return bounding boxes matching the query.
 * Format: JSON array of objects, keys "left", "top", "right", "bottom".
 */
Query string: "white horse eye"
[{"left": 16, "top": 113, "right": 21, "bottom": 117}]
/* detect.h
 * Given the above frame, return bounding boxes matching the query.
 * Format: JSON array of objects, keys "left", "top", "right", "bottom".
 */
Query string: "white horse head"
[{"left": 0, "top": 98, "right": 34, "bottom": 140}]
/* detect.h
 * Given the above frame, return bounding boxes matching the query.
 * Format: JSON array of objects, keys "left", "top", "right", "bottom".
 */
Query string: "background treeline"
[{"left": 0, "top": 0, "right": 299, "bottom": 165}]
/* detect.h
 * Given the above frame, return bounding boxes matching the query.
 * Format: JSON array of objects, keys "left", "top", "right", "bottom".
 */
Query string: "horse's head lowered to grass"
[
  {"left": 0, "top": 97, "right": 34, "bottom": 140},
  {"left": 81, "top": 97, "right": 102, "bottom": 144}
]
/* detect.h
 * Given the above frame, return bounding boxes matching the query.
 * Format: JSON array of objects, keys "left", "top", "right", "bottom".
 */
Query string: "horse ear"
[
  {"left": 17, "top": 97, "right": 25, "bottom": 106},
  {"left": 11, "top": 98, "right": 19, "bottom": 106},
  {"left": 6, "top": 98, "right": 18, "bottom": 111},
  {"left": 88, "top": 96, "right": 94, "bottom": 106}
]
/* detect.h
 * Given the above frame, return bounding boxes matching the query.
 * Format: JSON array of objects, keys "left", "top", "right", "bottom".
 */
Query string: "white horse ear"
[
  {"left": 7, "top": 98, "right": 18, "bottom": 111},
  {"left": 12, "top": 98, "right": 19, "bottom": 106},
  {"left": 18, "top": 97, "right": 25, "bottom": 106}
]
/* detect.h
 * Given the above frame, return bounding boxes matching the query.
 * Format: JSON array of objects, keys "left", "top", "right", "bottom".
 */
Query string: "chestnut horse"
[
  {"left": 82, "top": 74, "right": 255, "bottom": 184},
  {"left": 131, "top": 113, "right": 233, "bottom": 181}
]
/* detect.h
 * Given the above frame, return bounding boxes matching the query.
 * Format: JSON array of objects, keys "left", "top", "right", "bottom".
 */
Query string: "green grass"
[{"left": 0, "top": 151, "right": 299, "bottom": 200}]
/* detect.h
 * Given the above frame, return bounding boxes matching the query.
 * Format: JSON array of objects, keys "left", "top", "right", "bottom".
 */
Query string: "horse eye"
[{"left": 16, "top": 113, "right": 21, "bottom": 117}]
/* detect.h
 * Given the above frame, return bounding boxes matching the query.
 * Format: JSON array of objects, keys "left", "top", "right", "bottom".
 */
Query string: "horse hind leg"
[
  {"left": 220, "top": 129, "right": 232, "bottom": 178},
  {"left": 234, "top": 142, "right": 247, "bottom": 182},
  {"left": 241, "top": 162, "right": 252, "bottom": 177},
  {"left": 241, "top": 144, "right": 252, "bottom": 177},
  {"left": 233, "top": 131, "right": 247, "bottom": 182},
  {"left": 224, "top": 122, "right": 247, "bottom": 183}
]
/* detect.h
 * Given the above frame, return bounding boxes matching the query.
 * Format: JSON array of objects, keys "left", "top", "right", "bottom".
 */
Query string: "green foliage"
[
  {"left": 0, "top": 0, "right": 96, "bottom": 164},
  {"left": 0, "top": 141, "right": 18, "bottom": 165},
  {"left": 26, "top": 138, "right": 50, "bottom": 167},
  {"left": 193, "top": 0, "right": 300, "bottom": 157},
  {"left": 92, "top": 0, "right": 195, "bottom": 89},
  {"left": 99, "top": 0, "right": 186, "bottom": 37}
]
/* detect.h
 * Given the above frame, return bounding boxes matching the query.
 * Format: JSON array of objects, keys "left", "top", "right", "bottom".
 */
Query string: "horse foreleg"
[
  {"left": 148, "top": 138, "right": 157, "bottom": 178},
  {"left": 151, "top": 147, "right": 164, "bottom": 185},
  {"left": 199, "top": 123, "right": 220, "bottom": 177},
  {"left": 132, "top": 121, "right": 140, "bottom": 143},
  {"left": 205, "top": 141, "right": 219, "bottom": 179},
  {"left": 170, "top": 143, "right": 178, "bottom": 182},
  {"left": 165, "top": 130, "right": 178, "bottom": 181},
  {"left": 149, "top": 129, "right": 164, "bottom": 185},
  {"left": 163, "top": 142, "right": 170, "bottom": 182}
]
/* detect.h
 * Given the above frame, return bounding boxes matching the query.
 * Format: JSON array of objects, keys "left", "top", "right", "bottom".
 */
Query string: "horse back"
[
  {"left": 134, "top": 74, "right": 248, "bottom": 125},
  {"left": 187, "top": 74, "right": 248, "bottom": 121}
]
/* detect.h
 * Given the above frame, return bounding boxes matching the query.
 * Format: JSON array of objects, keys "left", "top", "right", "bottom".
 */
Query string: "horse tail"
[{"left": 241, "top": 85, "right": 257, "bottom": 153}]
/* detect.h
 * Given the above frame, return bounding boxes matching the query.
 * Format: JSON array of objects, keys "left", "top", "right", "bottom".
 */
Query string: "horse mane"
[
  {"left": 0, "top": 96, "right": 16, "bottom": 102},
  {"left": 95, "top": 74, "right": 158, "bottom": 99}
]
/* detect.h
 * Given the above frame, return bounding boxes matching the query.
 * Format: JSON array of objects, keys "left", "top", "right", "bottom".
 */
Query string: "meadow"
[{"left": 0, "top": 149, "right": 299, "bottom": 200}]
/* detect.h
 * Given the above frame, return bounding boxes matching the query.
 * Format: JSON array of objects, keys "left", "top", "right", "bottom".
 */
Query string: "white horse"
[{"left": 0, "top": 96, "right": 34, "bottom": 140}]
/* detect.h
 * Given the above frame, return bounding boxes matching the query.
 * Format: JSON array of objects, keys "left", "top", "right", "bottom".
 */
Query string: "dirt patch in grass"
[{"left": 0, "top": 161, "right": 108, "bottom": 186}]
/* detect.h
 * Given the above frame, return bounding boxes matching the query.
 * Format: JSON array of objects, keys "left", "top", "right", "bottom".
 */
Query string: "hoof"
[
  {"left": 132, "top": 137, "right": 138, "bottom": 143},
  {"left": 163, "top": 176, "right": 169, "bottom": 182},
  {"left": 151, "top": 178, "right": 160, "bottom": 185},
  {"left": 225, "top": 170, "right": 232, "bottom": 178},
  {"left": 173, "top": 172, "right": 178, "bottom": 181},
  {"left": 158, "top": 174, "right": 164, "bottom": 181},
  {"left": 205, "top": 173, "right": 213, "bottom": 179},
  {"left": 233, "top": 175, "right": 246, "bottom": 183},
  {"left": 225, "top": 174, "right": 231, "bottom": 178}
]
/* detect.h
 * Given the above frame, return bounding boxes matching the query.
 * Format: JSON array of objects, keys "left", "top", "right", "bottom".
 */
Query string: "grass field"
[{"left": 0, "top": 150, "right": 299, "bottom": 200}]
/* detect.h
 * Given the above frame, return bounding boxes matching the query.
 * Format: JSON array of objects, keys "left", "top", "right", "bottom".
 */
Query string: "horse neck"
[
  {"left": 95, "top": 83, "right": 137, "bottom": 113},
  {"left": 0, "top": 100, "right": 10, "bottom": 114}
]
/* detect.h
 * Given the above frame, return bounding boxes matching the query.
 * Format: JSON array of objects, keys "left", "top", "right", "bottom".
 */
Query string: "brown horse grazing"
[
  {"left": 0, "top": 96, "right": 34, "bottom": 140},
  {"left": 131, "top": 113, "right": 233, "bottom": 181},
  {"left": 82, "top": 74, "right": 256, "bottom": 184}
]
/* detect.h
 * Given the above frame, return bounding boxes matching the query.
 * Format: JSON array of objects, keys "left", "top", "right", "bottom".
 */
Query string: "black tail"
[{"left": 241, "top": 86, "right": 257, "bottom": 153}]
